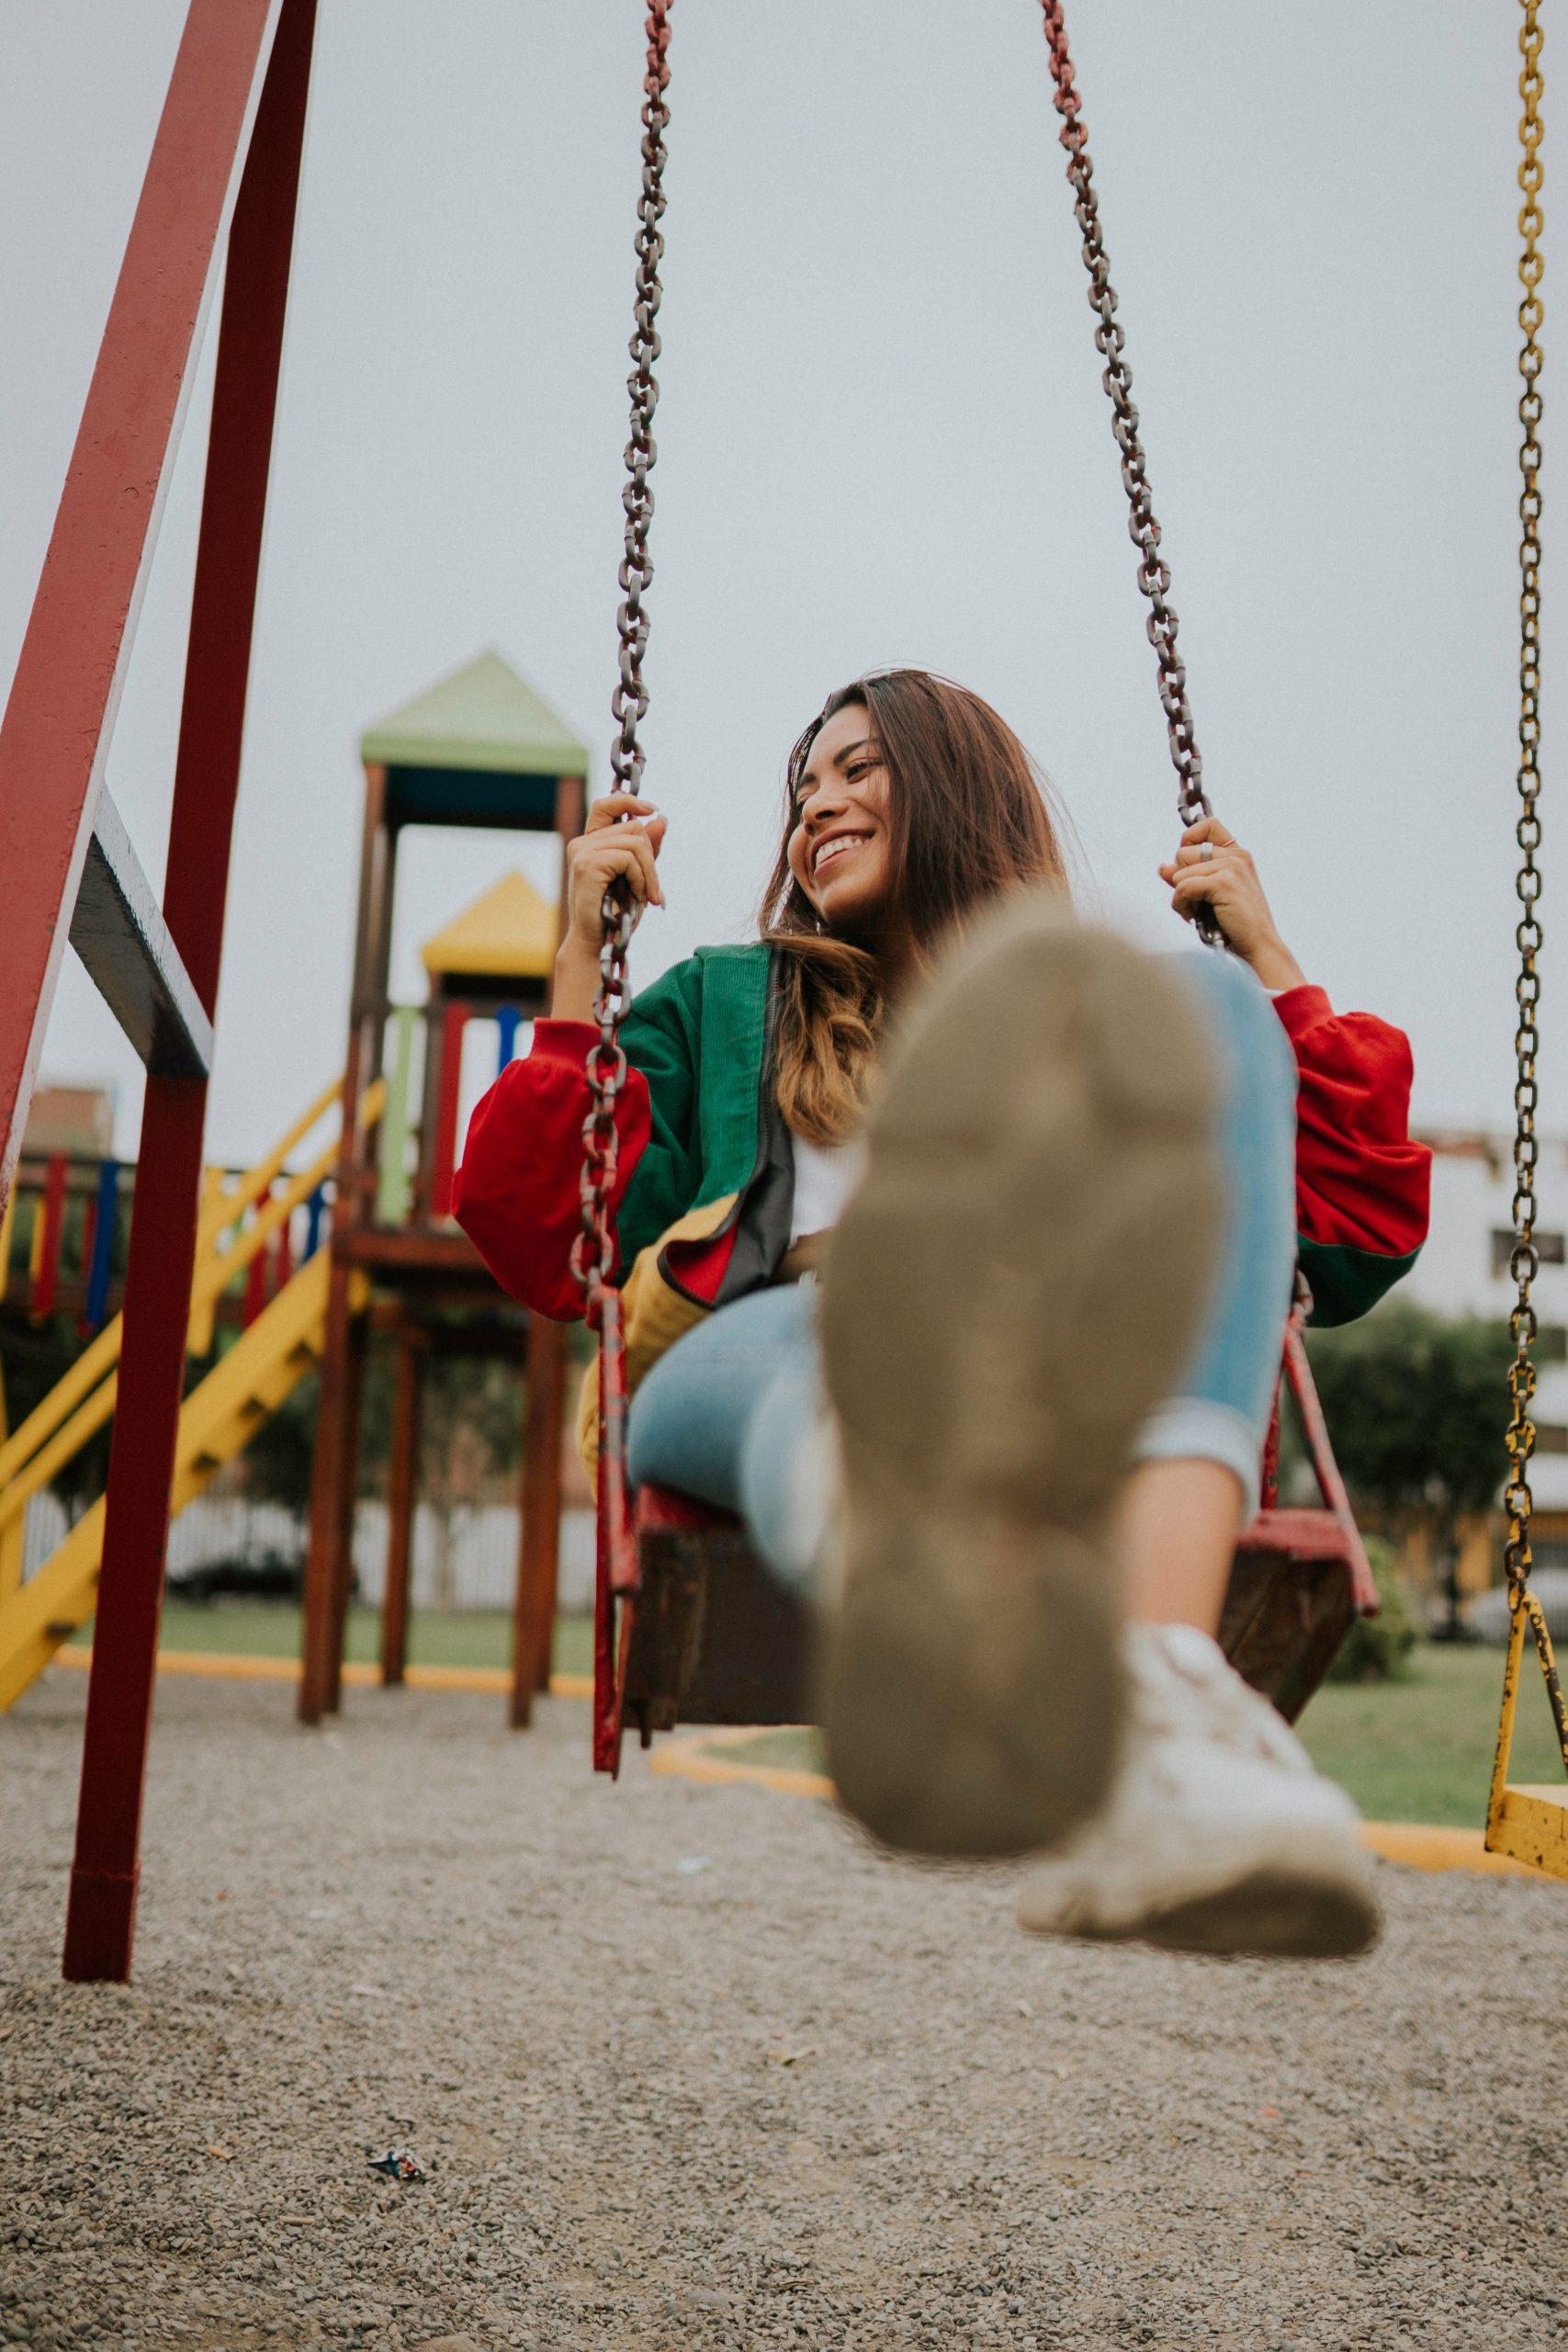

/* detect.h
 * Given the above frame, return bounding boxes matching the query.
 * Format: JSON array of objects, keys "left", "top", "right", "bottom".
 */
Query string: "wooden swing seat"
[
  {"left": 607, "top": 1316, "right": 1378, "bottom": 1756},
  {"left": 582, "top": 5, "right": 1387, "bottom": 1781},
  {"left": 621, "top": 1487, "right": 1363, "bottom": 1745}
]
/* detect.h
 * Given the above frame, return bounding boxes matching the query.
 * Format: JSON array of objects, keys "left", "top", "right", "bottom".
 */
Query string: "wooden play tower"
[{"left": 298, "top": 651, "right": 587, "bottom": 1729}]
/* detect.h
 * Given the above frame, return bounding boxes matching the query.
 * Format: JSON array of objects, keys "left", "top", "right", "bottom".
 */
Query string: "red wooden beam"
[
  {"left": 30, "top": 1155, "right": 68, "bottom": 1321},
  {"left": 62, "top": 0, "right": 319, "bottom": 1985},
  {"left": 431, "top": 1003, "right": 469, "bottom": 1217},
  {"left": 512, "top": 1314, "right": 567, "bottom": 1727},
  {"left": 0, "top": 0, "right": 286, "bottom": 1211},
  {"left": 379, "top": 1336, "right": 424, "bottom": 1688}
]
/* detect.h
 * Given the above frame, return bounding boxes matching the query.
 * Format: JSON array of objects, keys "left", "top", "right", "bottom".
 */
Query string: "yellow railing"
[{"left": 0, "top": 1077, "right": 383, "bottom": 1532}]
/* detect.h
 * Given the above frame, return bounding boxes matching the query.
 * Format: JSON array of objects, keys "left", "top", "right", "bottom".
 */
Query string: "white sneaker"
[
  {"left": 1016, "top": 1623, "right": 1380, "bottom": 1960},
  {"left": 819, "top": 905, "right": 1222, "bottom": 1860}
]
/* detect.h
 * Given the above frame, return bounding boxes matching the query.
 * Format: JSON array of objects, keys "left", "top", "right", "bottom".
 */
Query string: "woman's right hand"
[
  {"left": 562, "top": 793, "right": 668, "bottom": 957},
  {"left": 552, "top": 794, "right": 668, "bottom": 1020}
]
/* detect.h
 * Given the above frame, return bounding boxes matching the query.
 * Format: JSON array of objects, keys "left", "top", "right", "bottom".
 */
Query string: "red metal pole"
[
  {"left": 62, "top": 0, "right": 319, "bottom": 1984},
  {"left": 273, "top": 1205, "right": 294, "bottom": 1293},
  {"left": 0, "top": 0, "right": 286, "bottom": 1213},
  {"left": 430, "top": 1002, "right": 468, "bottom": 1217},
  {"left": 512, "top": 1312, "right": 567, "bottom": 1724},
  {"left": 31, "top": 1154, "right": 68, "bottom": 1321},
  {"left": 379, "top": 1334, "right": 423, "bottom": 1687},
  {"left": 243, "top": 1192, "right": 272, "bottom": 1327}
]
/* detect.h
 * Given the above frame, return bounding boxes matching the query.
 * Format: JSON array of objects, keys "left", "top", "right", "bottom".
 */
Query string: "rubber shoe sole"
[
  {"left": 1143, "top": 1864, "right": 1379, "bottom": 1960},
  {"left": 1019, "top": 1831, "right": 1381, "bottom": 1962},
  {"left": 818, "top": 899, "right": 1224, "bottom": 1860}
]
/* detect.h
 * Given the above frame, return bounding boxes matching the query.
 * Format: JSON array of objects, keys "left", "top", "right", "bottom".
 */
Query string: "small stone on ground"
[{"left": 3, "top": 1674, "right": 1564, "bottom": 2350}]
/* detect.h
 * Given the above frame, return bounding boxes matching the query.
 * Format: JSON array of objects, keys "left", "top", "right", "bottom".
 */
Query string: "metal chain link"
[
  {"left": 1038, "top": 2, "right": 1220, "bottom": 952},
  {"left": 572, "top": 1, "right": 672, "bottom": 1324},
  {"left": 1506, "top": 0, "right": 1545, "bottom": 1601}
]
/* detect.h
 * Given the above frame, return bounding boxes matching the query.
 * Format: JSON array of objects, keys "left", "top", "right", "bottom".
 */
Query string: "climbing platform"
[{"left": 0, "top": 1082, "right": 374, "bottom": 1712}]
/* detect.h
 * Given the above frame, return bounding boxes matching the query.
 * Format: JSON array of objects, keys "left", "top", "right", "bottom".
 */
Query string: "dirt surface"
[{"left": 3, "top": 1673, "right": 1564, "bottom": 2351}]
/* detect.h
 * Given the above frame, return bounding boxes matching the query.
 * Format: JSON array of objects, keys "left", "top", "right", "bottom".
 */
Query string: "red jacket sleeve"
[
  {"left": 454, "top": 1020, "right": 653, "bottom": 1320},
  {"left": 1272, "top": 984, "right": 1431, "bottom": 1323}
]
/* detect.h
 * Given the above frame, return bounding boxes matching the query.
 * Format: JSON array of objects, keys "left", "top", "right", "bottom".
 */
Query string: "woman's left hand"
[{"left": 1158, "top": 820, "right": 1307, "bottom": 992}]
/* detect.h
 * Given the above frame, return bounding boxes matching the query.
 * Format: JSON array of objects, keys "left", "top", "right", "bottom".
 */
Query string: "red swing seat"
[
  {"left": 592, "top": 1302, "right": 1378, "bottom": 1773},
  {"left": 580, "top": 0, "right": 1380, "bottom": 1780}
]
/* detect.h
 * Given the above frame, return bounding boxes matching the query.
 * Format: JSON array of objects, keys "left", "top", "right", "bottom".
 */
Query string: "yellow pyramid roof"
[{"left": 421, "top": 870, "right": 558, "bottom": 981}]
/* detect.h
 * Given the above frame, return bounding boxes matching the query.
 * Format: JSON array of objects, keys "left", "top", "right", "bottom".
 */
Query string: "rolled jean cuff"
[{"left": 1132, "top": 1398, "right": 1266, "bottom": 1521}]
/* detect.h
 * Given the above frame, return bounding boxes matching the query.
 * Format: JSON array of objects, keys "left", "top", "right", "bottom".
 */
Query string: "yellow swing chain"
[
  {"left": 1496, "top": 0, "right": 1568, "bottom": 1801},
  {"left": 1506, "top": 1, "right": 1546, "bottom": 1603}
]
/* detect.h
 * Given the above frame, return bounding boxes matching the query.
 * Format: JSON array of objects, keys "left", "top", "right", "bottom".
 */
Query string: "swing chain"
[
  {"left": 1038, "top": 5, "right": 1222, "bottom": 949},
  {"left": 574, "top": 1, "right": 673, "bottom": 1326},
  {"left": 1506, "top": 0, "right": 1545, "bottom": 1601},
  {"left": 610, "top": 0, "right": 672, "bottom": 808}
]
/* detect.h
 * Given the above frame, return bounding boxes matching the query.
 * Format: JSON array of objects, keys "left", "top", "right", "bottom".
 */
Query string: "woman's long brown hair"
[{"left": 760, "top": 670, "right": 1069, "bottom": 1142}]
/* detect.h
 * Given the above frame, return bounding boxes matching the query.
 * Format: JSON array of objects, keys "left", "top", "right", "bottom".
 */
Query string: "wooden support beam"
[
  {"left": 299, "top": 1254, "right": 361, "bottom": 1723},
  {"left": 379, "top": 1336, "right": 423, "bottom": 1686},
  {"left": 0, "top": 0, "right": 287, "bottom": 1208},
  {"left": 62, "top": 0, "right": 318, "bottom": 1985},
  {"left": 512, "top": 1313, "right": 567, "bottom": 1727},
  {"left": 70, "top": 790, "right": 213, "bottom": 1079}
]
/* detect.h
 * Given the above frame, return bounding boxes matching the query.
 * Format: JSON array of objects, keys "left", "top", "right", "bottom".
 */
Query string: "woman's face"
[{"left": 786, "top": 704, "right": 896, "bottom": 930}]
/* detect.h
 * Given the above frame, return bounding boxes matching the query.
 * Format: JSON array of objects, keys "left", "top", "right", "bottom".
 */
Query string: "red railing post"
[
  {"left": 0, "top": 0, "right": 287, "bottom": 1210},
  {"left": 62, "top": 0, "right": 320, "bottom": 1984}
]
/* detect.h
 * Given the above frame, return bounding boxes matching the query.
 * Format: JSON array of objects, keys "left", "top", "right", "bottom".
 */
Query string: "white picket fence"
[{"left": 20, "top": 1490, "right": 597, "bottom": 1613}]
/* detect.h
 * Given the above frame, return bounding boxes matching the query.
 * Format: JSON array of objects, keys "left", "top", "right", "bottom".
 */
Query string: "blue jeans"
[{"left": 626, "top": 953, "right": 1298, "bottom": 1590}]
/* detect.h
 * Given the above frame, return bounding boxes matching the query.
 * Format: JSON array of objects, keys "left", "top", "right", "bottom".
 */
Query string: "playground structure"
[
  {"left": 293, "top": 651, "right": 584, "bottom": 1728},
  {"left": 564, "top": 0, "right": 1567, "bottom": 1883},
  {"left": 0, "top": 0, "right": 1563, "bottom": 1991},
  {"left": 0, "top": 650, "right": 586, "bottom": 1730}
]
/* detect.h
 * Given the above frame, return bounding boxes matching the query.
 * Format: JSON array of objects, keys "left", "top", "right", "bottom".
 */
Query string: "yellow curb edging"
[
  {"left": 1359, "top": 1821, "right": 1540, "bottom": 1878},
  {"left": 54, "top": 1645, "right": 592, "bottom": 1702},
  {"left": 41, "top": 1657, "right": 1558, "bottom": 1880},
  {"left": 647, "top": 1735, "right": 833, "bottom": 1803},
  {"left": 649, "top": 1730, "right": 1555, "bottom": 1879}
]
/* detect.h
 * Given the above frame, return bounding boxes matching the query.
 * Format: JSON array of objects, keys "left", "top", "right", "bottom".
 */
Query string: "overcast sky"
[{"left": 1, "top": 0, "right": 1558, "bottom": 1165}]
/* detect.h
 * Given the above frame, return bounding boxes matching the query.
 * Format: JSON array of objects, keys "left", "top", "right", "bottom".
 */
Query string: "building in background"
[
  {"left": 22, "top": 1083, "right": 114, "bottom": 1159},
  {"left": 1364, "top": 1130, "right": 1568, "bottom": 1600},
  {"left": 1405, "top": 1130, "right": 1567, "bottom": 1509}
]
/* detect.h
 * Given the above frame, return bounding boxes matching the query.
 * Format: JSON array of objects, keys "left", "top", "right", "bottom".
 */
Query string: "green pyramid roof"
[{"left": 361, "top": 650, "right": 590, "bottom": 781}]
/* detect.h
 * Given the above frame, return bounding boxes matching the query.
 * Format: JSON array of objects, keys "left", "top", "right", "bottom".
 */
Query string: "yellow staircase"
[{"left": 0, "top": 1080, "right": 380, "bottom": 1711}]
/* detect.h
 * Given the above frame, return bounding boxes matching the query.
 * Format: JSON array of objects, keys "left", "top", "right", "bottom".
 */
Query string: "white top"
[{"left": 789, "top": 1134, "right": 870, "bottom": 1244}]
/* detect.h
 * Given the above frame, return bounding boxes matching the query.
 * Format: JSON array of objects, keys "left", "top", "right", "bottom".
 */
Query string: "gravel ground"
[{"left": 3, "top": 1673, "right": 1565, "bottom": 2352}]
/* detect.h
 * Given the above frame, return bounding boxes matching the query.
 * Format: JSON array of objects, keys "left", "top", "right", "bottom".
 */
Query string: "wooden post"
[
  {"left": 554, "top": 775, "right": 586, "bottom": 950},
  {"left": 62, "top": 0, "right": 318, "bottom": 1983},
  {"left": 299, "top": 744, "right": 390, "bottom": 1715},
  {"left": 511, "top": 1312, "right": 567, "bottom": 1726},
  {"left": 0, "top": 1372, "right": 25, "bottom": 1605},
  {"left": 323, "top": 1306, "right": 368, "bottom": 1700},
  {"left": 300, "top": 1261, "right": 365, "bottom": 1721},
  {"left": 379, "top": 1333, "right": 423, "bottom": 1685},
  {"left": 0, "top": 0, "right": 288, "bottom": 1206}
]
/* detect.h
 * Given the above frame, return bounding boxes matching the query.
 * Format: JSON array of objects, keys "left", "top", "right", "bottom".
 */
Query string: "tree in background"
[{"left": 1305, "top": 1301, "right": 1513, "bottom": 1638}]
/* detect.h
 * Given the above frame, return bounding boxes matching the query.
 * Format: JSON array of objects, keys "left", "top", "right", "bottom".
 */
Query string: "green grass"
[
  {"left": 67, "top": 1600, "right": 595, "bottom": 1679},
  {"left": 705, "top": 1645, "right": 1567, "bottom": 1831},
  {"left": 63, "top": 1611, "right": 1563, "bottom": 1827},
  {"left": 1297, "top": 1642, "right": 1563, "bottom": 1826}
]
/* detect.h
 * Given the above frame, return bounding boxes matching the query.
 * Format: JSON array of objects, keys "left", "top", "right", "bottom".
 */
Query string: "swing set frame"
[
  {"left": 0, "top": 0, "right": 1561, "bottom": 1994},
  {"left": 578, "top": 0, "right": 1382, "bottom": 1775}
]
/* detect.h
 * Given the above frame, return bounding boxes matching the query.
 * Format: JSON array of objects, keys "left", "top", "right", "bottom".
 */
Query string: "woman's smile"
[
  {"left": 786, "top": 704, "right": 896, "bottom": 923},
  {"left": 812, "top": 829, "right": 874, "bottom": 875}
]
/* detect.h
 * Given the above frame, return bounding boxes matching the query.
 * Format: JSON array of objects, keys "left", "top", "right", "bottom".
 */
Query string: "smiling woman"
[
  {"left": 448, "top": 0, "right": 1434, "bottom": 1980},
  {"left": 760, "top": 673, "right": 1066, "bottom": 1146},
  {"left": 456, "top": 652, "right": 1432, "bottom": 1958}
]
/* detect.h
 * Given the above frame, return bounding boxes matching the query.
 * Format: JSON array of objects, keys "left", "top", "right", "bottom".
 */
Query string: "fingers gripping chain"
[
  {"left": 574, "top": 2, "right": 673, "bottom": 1325},
  {"left": 1038, "top": 2, "right": 1222, "bottom": 948}
]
